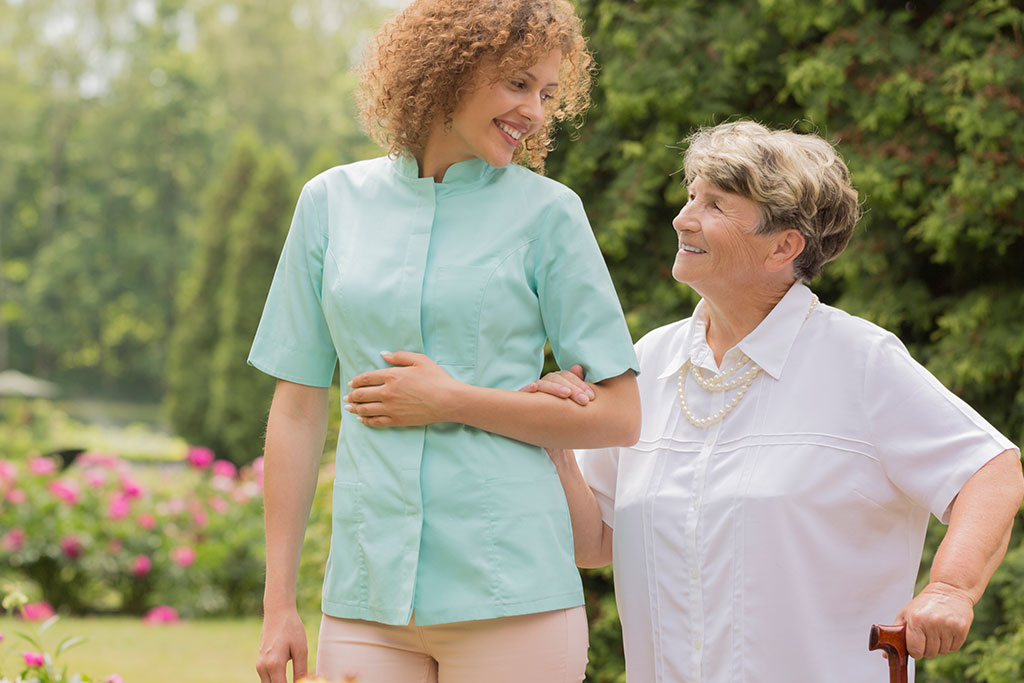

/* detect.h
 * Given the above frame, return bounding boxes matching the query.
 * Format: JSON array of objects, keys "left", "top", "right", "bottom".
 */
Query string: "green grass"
[{"left": 0, "top": 615, "right": 322, "bottom": 683}]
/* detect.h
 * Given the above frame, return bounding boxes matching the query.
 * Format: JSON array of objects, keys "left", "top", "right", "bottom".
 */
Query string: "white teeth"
[
  {"left": 497, "top": 121, "right": 523, "bottom": 140},
  {"left": 681, "top": 244, "right": 707, "bottom": 254}
]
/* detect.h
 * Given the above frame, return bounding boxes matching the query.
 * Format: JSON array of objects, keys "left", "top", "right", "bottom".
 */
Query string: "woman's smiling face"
[
  {"left": 671, "top": 176, "right": 779, "bottom": 293},
  {"left": 427, "top": 49, "right": 562, "bottom": 174}
]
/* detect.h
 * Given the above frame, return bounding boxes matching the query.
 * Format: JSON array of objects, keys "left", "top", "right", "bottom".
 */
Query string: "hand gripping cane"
[{"left": 869, "top": 624, "right": 909, "bottom": 683}]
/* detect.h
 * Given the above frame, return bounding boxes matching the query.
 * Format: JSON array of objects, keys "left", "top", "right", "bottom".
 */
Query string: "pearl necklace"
[{"left": 677, "top": 294, "right": 819, "bottom": 428}]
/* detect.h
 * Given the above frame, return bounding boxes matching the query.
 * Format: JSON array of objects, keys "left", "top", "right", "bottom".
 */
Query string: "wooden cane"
[{"left": 869, "top": 624, "right": 909, "bottom": 683}]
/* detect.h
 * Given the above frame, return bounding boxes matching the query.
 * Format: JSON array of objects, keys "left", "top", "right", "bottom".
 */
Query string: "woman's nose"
[{"left": 673, "top": 204, "right": 695, "bottom": 232}]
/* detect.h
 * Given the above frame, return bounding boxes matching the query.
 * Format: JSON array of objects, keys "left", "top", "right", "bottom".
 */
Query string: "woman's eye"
[
  {"left": 540, "top": 92, "right": 553, "bottom": 102},
  {"left": 510, "top": 80, "right": 526, "bottom": 89}
]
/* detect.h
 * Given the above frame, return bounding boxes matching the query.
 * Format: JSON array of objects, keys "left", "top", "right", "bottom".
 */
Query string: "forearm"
[
  {"left": 548, "top": 448, "right": 613, "bottom": 567},
  {"left": 926, "top": 449, "right": 1024, "bottom": 603},
  {"left": 446, "top": 370, "right": 640, "bottom": 449},
  {"left": 262, "top": 381, "right": 329, "bottom": 612}
]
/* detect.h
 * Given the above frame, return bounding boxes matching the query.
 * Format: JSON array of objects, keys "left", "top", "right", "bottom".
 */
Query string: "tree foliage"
[
  {"left": 544, "top": 1, "right": 1024, "bottom": 680},
  {"left": 0, "top": 0, "right": 385, "bottom": 397}
]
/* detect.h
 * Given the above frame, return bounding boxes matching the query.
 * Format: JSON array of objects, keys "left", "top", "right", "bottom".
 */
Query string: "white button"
[
  {"left": 694, "top": 639, "right": 702, "bottom": 650},
  {"left": 691, "top": 568, "right": 698, "bottom": 579},
  {"left": 692, "top": 499, "right": 700, "bottom": 509}
]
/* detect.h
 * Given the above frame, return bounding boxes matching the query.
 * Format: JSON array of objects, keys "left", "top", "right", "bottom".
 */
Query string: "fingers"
[
  {"left": 569, "top": 364, "right": 585, "bottom": 379},
  {"left": 292, "top": 642, "right": 309, "bottom": 682},
  {"left": 381, "top": 350, "right": 423, "bottom": 366},
  {"left": 256, "top": 656, "right": 287, "bottom": 683}
]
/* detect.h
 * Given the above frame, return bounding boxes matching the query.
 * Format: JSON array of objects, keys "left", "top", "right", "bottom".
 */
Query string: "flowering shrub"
[{"left": 0, "top": 448, "right": 266, "bottom": 617}]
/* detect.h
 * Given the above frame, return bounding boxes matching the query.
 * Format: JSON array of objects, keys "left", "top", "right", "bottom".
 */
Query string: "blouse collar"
[
  {"left": 391, "top": 154, "right": 495, "bottom": 190},
  {"left": 658, "top": 282, "right": 817, "bottom": 381}
]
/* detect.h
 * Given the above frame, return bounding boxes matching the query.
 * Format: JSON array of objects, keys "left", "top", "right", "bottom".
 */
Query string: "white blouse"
[{"left": 578, "top": 282, "right": 1016, "bottom": 682}]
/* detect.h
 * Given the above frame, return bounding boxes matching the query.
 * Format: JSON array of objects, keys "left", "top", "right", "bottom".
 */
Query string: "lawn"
[{"left": 0, "top": 615, "right": 322, "bottom": 683}]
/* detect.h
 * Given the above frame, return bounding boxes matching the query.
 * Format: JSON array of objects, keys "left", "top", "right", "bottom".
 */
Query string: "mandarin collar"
[
  {"left": 390, "top": 154, "right": 495, "bottom": 190},
  {"left": 657, "top": 282, "right": 816, "bottom": 381}
]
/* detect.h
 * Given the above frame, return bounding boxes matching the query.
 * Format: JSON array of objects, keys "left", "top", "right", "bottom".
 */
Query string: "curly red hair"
[{"left": 357, "top": 0, "right": 593, "bottom": 173}]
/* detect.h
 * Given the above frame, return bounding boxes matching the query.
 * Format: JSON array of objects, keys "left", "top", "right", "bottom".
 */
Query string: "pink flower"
[
  {"left": 61, "top": 535, "right": 84, "bottom": 559},
  {"left": 167, "top": 497, "right": 186, "bottom": 514},
  {"left": 212, "top": 459, "right": 237, "bottom": 479},
  {"left": 20, "top": 602, "right": 55, "bottom": 621},
  {"left": 107, "top": 493, "right": 131, "bottom": 520},
  {"left": 24, "top": 651, "right": 46, "bottom": 667},
  {"left": 2, "top": 528, "right": 25, "bottom": 552},
  {"left": 0, "top": 459, "right": 17, "bottom": 482},
  {"left": 191, "top": 508, "right": 208, "bottom": 528},
  {"left": 186, "top": 447, "right": 215, "bottom": 469},
  {"left": 137, "top": 513, "right": 157, "bottom": 530},
  {"left": 48, "top": 479, "right": 81, "bottom": 505},
  {"left": 5, "top": 488, "right": 27, "bottom": 504},
  {"left": 78, "top": 451, "right": 120, "bottom": 468},
  {"left": 120, "top": 474, "right": 143, "bottom": 499},
  {"left": 208, "top": 496, "right": 229, "bottom": 514},
  {"left": 106, "top": 675, "right": 124, "bottom": 683},
  {"left": 132, "top": 554, "right": 152, "bottom": 577},
  {"left": 171, "top": 545, "right": 196, "bottom": 567},
  {"left": 109, "top": 539, "right": 123, "bottom": 553},
  {"left": 0, "top": 631, "right": 5, "bottom": 642},
  {"left": 142, "top": 606, "right": 179, "bottom": 624},
  {"left": 28, "top": 456, "right": 57, "bottom": 476},
  {"left": 84, "top": 468, "right": 107, "bottom": 488}
]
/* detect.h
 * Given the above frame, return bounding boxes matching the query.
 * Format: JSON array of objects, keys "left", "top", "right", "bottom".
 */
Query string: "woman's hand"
[
  {"left": 895, "top": 581, "right": 975, "bottom": 659},
  {"left": 520, "top": 364, "right": 596, "bottom": 406},
  {"left": 346, "top": 351, "right": 461, "bottom": 427},
  {"left": 256, "top": 606, "right": 308, "bottom": 683}
]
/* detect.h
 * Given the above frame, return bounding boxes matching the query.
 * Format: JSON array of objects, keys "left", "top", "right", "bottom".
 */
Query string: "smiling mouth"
[
  {"left": 495, "top": 120, "right": 525, "bottom": 146},
  {"left": 679, "top": 244, "right": 707, "bottom": 254}
]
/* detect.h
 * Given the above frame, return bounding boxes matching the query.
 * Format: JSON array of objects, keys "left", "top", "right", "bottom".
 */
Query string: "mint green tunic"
[{"left": 249, "top": 155, "right": 638, "bottom": 626}]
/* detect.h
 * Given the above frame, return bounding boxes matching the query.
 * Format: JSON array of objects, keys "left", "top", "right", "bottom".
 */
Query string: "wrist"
[
  {"left": 922, "top": 579, "right": 978, "bottom": 606},
  {"left": 443, "top": 379, "right": 475, "bottom": 423}
]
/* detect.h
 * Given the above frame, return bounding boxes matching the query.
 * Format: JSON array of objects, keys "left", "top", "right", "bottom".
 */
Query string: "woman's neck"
[{"left": 701, "top": 280, "right": 794, "bottom": 366}]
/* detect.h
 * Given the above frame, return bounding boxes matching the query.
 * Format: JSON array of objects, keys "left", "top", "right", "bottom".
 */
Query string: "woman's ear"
[{"left": 765, "top": 229, "right": 805, "bottom": 273}]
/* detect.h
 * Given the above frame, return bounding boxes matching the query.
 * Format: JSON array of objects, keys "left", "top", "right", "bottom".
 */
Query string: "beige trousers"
[{"left": 316, "top": 606, "right": 588, "bottom": 683}]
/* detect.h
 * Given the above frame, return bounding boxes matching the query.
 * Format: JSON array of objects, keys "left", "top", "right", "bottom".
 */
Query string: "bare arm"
[
  {"left": 257, "top": 380, "right": 329, "bottom": 683},
  {"left": 547, "top": 447, "right": 614, "bottom": 567},
  {"left": 346, "top": 351, "right": 640, "bottom": 450},
  {"left": 896, "top": 449, "right": 1024, "bottom": 659}
]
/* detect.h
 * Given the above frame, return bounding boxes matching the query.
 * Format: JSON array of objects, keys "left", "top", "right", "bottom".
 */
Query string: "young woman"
[{"left": 249, "top": 2, "right": 640, "bottom": 682}]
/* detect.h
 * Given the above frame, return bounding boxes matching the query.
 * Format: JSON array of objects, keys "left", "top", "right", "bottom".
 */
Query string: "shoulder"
[
  {"left": 812, "top": 304, "right": 904, "bottom": 358},
  {"left": 635, "top": 318, "right": 693, "bottom": 368},
  {"left": 304, "top": 156, "right": 391, "bottom": 196},
  {"left": 495, "top": 164, "right": 584, "bottom": 211}
]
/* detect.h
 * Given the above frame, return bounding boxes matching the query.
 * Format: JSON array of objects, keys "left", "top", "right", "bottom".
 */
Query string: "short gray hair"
[{"left": 683, "top": 120, "right": 861, "bottom": 281}]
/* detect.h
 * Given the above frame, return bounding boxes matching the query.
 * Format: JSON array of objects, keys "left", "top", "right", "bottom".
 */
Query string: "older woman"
[{"left": 540, "top": 121, "right": 1024, "bottom": 681}]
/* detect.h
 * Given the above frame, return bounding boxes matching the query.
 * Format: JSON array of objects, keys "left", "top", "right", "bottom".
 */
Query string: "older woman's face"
[{"left": 671, "top": 177, "right": 779, "bottom": 292}]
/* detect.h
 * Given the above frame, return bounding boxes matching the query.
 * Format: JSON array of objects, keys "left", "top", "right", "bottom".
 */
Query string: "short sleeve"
[
  {"left": 576, "top": 446, "right": 619, "bottom": 527},
  {"left": 864, "top": 333, "right": 1017, "bottom": 522},
  {"left": 534, "top": 191, "right": 639, "bottom": 382},
  {"left": 248, "top": 182, "right": 338, "bottom": 387}
]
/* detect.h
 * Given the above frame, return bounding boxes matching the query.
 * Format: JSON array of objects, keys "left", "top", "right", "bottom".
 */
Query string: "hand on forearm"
[
  {"left": 449, "top": 369, "right": 639, "bottom": 449},
  {"left": 348, "top": 351, "right": 640, "bottom": 449}
]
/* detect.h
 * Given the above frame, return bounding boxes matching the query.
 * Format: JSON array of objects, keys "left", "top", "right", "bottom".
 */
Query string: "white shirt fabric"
[{"left": 578, "top": 282, "right": 1017, "bottom": 683}]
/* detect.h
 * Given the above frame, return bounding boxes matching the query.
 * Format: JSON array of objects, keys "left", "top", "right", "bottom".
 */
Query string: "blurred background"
[{"left": 1, "top": 0, "right": 1022, "bottom": 681}]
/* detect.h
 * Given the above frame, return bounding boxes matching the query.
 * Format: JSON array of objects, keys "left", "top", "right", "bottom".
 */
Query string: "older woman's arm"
[
  {"left": 897, "top": 449, "right": 1024, "bottom": 659},
  {"left": 547, "top": 448, "right": 614, "bottom": 568}
]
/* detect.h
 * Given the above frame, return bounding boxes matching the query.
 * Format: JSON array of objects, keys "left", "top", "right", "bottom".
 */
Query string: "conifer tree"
[
  {"left": 166, "top": 131, "right": 262, "bottom": 453},
  {"left": 206, "top": 144, "right": 296, "bottom": 466}
]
